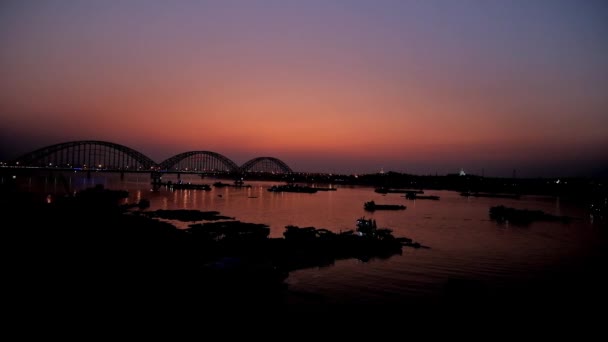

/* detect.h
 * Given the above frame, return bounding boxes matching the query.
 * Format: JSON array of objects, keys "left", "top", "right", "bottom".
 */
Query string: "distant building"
[{"left": 459, "top": 168, "right": 466, "bottom": 176}]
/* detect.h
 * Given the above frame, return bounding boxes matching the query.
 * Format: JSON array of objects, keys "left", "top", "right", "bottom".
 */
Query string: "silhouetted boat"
[
  {"left": 356, "top": 217, "right": 377, "bottom": 236},
  {"left": 268, "top": 184, "right": 318, "bottom": 193},
  {"left": 164, "top": 182, "right": 211, "bottom": 190},
  {"left": 489, "top": 205, "right": 571, "bottom": 225},
  {"left": 364, "top": 200, "right": 406, "bottom": 211},
  {"left": 461, "top": 192, "right": 520, "bottom": 199},
  {"left": 404, "top": 193, "right": 440, "bottom": 200},
  {"left": 417, "top": 195, "right": 439, "bottom": 200},
  {"left": 213, "top": 181, "right": 252, "bottom": 188},
  {"left": 233, "top": 179, "right": 252, "bottom": 187},
  {"left": 354, "top": 217, "right": 428, "bottom": 248},
  {"left": 375, "top": 188, "right": 424, "bottom": 194}
]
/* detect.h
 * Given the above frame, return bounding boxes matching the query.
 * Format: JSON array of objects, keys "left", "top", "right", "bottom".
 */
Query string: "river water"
[{"left": 13, "top": 171, "right": 607, "bottom": 306}]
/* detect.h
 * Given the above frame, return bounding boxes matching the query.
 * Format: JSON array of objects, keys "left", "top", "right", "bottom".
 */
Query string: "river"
[{"left": 10, "top": 171, "right": 607, "bottom": 306}]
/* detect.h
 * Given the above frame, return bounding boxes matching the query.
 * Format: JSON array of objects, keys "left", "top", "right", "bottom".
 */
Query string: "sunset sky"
[{"left": 1, "top": 0, "right": 607, "bottom": 176}]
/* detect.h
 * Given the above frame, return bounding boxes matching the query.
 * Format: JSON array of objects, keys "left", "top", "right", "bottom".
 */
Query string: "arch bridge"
[
  {"left": 159, "top": 151, "right": 239, "bottom": 173},
  {"left": 9, "top": 140, "right": 294, "bottom": 174},
  {"left": 11, "top": 140, "right": 156, "bottom": 171},
  {"left": 240, "top": 157, "right": 293, "bottom": 174}
]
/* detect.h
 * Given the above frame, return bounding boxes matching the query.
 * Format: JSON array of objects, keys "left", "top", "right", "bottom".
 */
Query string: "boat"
[
  {"left": 460, "top": 192, "right": 520, "bottom": 199},
  {"left": 489, "top": 205, "right": 571, "bottom": 224},
  {"left": 354, "top": 217, "right": 428, "bottom": 248},
  {"left": 163, "top": 181, "right": 211, "bottom": 190},
  {"left": 364, "top": 200, "right": 406, "bottom": 211},
  {"left": 356, "top": 217, "right": 377, "bottom": 236},
  {"left": 375, "top": 188, "right": 424, "bottom": 194},
  {"left": 404, "top": 193, "right": 440, "bottom": 200},
  {"left": 314, "top": 187, "right": 337, "bottom": 191},
  {"left": 169, "top": 183, "right": 211, "bottom": 190},
  {"left": 267, "top": 184, "right": 318, "bottom": 193},
  {"left": 233, "top": 179, "right": 252, "bottom": 188},
  {"left": 213, "top": 181, "right": 252, "bottom": 188},
  {"left": 416, "top": 195, "right": 439, "bottom": 200}
]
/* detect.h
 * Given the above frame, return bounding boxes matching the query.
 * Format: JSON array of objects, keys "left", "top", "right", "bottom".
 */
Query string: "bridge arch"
[
  {"left": 12, "top": 140, "right": 156, "bottom": 170},
  {"left": 240, "top": 157, "right": 293, "bottom": 173},
  {"left": 159, "top": 151, "right": 238, "bottom": 172}
]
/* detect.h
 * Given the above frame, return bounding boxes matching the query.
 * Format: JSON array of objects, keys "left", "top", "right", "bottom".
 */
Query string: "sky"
[{"left": 1, "top": 0, "right": 607, "bottom": 177}]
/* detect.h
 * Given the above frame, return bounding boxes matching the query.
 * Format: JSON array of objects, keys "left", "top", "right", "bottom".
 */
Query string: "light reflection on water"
[{"left": 15, "top": 172, "right": 606, "bottom": 304}]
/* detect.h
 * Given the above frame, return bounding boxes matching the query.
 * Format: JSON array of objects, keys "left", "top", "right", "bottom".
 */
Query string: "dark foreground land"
[
  {"left": 2, "top": 183, "right": 607, "bottom": 315},
  {"left": 2, "top": 184, "right": 425, "bottom": 311}
]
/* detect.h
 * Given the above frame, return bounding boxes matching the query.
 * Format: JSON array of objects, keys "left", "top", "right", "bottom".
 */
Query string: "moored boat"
[
  {"left": 268, "top": 184, "right": 318, "bottom": 193},
  {"left": 163, "top": 181, "right": 211, "bottom": 190},
  {"left": 404, "top": 193, "right": 440, "bottom": 200},
  {"left": 364, "top": 200, "right": 406, "bottom": 211}
]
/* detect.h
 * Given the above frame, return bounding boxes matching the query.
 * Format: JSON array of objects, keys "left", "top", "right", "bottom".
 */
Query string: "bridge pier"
[
  {"left": 151, "top": 171, "right": 162, "bottom": 191},
  {"left": 120, "top": 171, "right": 125, "bottom": 180},
  {"left": 177, "top": 173, "right": 181, "bottom": 180},
  {"left": 87, "top": 170, "right": 91, "bottom": 179}
]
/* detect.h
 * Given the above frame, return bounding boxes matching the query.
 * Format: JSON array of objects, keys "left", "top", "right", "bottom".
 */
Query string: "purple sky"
[{"left": 1, "top": 0, "right": 607, "bottom": 176}]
